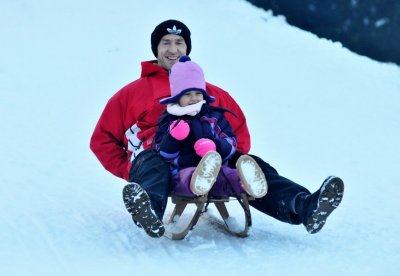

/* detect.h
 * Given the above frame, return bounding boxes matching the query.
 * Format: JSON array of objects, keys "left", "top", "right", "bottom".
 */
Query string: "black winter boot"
[
  {"left": 296, "top": 176, "right": 344, "bottom": 234},
  {"left": 123, "top": 182, "right": 165, "bottom": 238}
]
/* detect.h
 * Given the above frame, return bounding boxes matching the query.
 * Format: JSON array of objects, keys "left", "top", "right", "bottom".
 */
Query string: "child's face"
[{"left": 178, "top": 90, "right": 204, "bottom": 107}]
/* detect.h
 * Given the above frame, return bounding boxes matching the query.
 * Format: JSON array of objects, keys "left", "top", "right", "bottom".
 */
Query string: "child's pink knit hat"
[{"left": 160, "top": 56, "right": 215, "bottom": 104}]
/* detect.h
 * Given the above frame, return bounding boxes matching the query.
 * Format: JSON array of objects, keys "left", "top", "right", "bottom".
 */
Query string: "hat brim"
[{"left": 160, "top": 89, "right": 215, "bottom": 104}]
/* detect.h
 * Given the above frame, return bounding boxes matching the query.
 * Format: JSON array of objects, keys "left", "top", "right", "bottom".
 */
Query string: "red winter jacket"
[{"left": 90, "top": 61, "right": 250, "bottom": 181}]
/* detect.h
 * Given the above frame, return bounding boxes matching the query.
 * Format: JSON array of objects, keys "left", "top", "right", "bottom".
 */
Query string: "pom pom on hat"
[{"left": 179, "top": 55, "right": 191, "bottom": 62}]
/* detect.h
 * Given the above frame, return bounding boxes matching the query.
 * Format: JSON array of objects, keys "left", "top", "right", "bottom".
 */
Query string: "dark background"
[{"left": 247, "top": 0, "right": 400, "bottom": 65}]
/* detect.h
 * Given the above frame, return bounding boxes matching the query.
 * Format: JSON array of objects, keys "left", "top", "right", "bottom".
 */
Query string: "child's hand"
[
  {"left": 169, "top": 120, "right": 190, "bottom": 141},
  {"left": 194, "top": 138, "right": 216, "bottom": 157}
]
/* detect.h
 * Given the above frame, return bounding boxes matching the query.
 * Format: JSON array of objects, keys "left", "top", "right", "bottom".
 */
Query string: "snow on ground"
[{"left": 1, "top": 0, "right": 400, "bottom": 275}]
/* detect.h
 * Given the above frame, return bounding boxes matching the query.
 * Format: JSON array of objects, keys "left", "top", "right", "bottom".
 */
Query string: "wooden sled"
[{"left": 164, "top": 193, "right": 253, "bottom": 240}]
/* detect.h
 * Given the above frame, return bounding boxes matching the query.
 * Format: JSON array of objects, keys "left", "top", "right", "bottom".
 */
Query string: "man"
[{"left": 90, "top": 19, "right": 344, "bottom": 238}]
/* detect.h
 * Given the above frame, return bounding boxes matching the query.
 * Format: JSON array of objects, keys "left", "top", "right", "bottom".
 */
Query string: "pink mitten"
[
  {"left": 169, "top": 120, "right": 190, "bottom": 140},
  {"left": 194, "top": 138, "right": 216, "bottom": 157}
]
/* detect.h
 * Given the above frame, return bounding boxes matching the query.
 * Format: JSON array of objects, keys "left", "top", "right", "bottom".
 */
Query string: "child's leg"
[
  {"left": 172, "top": 167, "right": 197, "bottom": 197},
  {"left": 209, "top": 166, "right": 246, "bottom": 197}
]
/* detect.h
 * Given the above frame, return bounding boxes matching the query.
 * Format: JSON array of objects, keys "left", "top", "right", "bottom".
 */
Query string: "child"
[{"left": 155, "top": 56, "right": 268, "bottom": 199}]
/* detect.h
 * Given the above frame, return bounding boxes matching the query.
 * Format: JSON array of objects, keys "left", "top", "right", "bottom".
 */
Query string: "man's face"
[{"left": 157, "top": 34, "right": 187, "bottom": 70}]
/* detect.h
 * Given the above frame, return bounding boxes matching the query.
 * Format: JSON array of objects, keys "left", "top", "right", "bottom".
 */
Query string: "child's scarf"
[{"left": 166, "top": 100, "right": 206, "bottom": 116}]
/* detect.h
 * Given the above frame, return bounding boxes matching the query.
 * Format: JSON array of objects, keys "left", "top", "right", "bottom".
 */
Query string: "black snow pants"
[
  {"left": 230, "top": 153, "right": 310, "bottom": 224},
  {"left": 128, "top": 149, "right": 171, "bottom": 220}
]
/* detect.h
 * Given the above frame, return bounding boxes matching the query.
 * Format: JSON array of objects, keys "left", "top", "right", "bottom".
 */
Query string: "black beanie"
[{"left": 151, "top": 19, "right": 191, "bottom": 57}]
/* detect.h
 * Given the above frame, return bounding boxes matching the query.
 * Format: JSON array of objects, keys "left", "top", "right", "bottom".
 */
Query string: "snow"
[{"left": 1, "top": 0, "right": 400, "bottom": 275}]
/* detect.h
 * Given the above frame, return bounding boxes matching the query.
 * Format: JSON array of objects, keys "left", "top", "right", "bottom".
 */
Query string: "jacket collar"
[{"left": 140, "top": 60, "right": 169, "bottom": 78}]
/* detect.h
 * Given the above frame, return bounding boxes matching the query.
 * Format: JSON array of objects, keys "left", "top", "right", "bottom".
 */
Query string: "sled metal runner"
[{"left": 164, "top": 193, "right": 253, "bottom": 240}]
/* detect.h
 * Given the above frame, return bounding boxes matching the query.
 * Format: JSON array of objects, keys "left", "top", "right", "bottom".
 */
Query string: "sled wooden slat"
[
  {"left": 164, "top": 195, "right": 207, "bottom": 240},
  {"left": 165, "top": 193, "right": 253, "bottom": 240}
]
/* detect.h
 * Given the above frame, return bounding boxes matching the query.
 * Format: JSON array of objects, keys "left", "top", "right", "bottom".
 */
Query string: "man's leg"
[
  {"left": 229, "top": 153, "right": 344, "bottom": 233},
  {"left": 123, "top": 149, "right": 170, "bottom": 238},
  {"left": 247, "top": 154, "right": 310, "bottom": 225},
  {"left": 128, "top": 149, "right": 170, "bottom": 219}
]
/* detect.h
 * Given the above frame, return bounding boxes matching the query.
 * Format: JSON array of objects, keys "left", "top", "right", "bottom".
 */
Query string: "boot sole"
[
  {"left": 190, "top": 151, "right": 222, "bottom": 196},
  {"left": 305, "top": 176, "right": 344, "bottom": 234},
  {"left": 237, "top": 155, "right": 268, "bottom": 198},
  {"left": 122, "top": 183, "right": 165, "bottom": 238}
]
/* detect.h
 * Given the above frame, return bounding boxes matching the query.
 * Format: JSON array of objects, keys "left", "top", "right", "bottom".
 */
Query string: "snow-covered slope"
[{"left": 1, "top": 0, "right": 399, "bottom": 275}]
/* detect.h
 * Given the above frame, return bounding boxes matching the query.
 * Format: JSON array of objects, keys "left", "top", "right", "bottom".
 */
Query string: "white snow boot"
[
  {"left": 237, "top": 155, "right": 268, "bottom": 198},
  {"left": 190, "top": 151, "right": 222, "bottom": 196}
]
